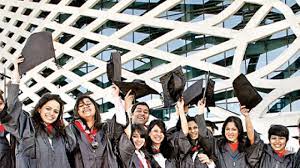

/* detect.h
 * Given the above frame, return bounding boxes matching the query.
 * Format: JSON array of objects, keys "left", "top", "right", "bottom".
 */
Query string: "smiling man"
[{"left": 131, "top": 102, "right": 150, "bottom": 126}]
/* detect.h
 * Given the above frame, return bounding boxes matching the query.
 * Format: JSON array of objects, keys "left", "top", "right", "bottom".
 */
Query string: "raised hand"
[
  {"left": 175, "top": 97, "right": 185, "bottom": 115},
  {"left": 111, "top": 83, "right": 120, "bottom": 98},
  {"left": 124, "top": 89, "right": 134, "bottom": 113},
  {"left": 240, "top": 105, "right": 250, "bottom": 117},
  {"left": 197, "top": 98, "right": 206, "bottom": 115},
  {"left": 240, "top": 105, "right": 255, "bottom": 145},
  {"left": 12, "top": 57, "right": 24, "bottom": 84},
  {"left": 176, "top": 96, "right": 188, "bottom": 136}
]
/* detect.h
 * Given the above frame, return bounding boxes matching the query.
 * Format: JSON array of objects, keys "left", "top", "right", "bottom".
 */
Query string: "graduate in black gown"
[{"left": 0, "top": 90, "right": 15, "bottom": 168}]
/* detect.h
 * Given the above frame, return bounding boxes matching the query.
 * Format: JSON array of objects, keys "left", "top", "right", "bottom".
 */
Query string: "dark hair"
[
  {"left": 131, "top": 102, "right": 150, "bottom": 114},
  {"left": 131, "top": 124, "right": 148, "bottom": 150},
  {"left": 175, "top": 115, "right": 196, "bottom": 131},
  {"left": 184, "top": 116, "right": 215, "bottom": 160},
  {"left": 31, "top": 93, "right": 65, "bottom": 136},
  {"left": 220, "top": 116, "right": 247, "bottom": 152},
  {"left": 146, "top": 119, "right": 175, "bottom": 159},
  {"left": 298, "top": 119, "right": 300, "bottom": 129},
  {"left": 268, "top": 125, "right": 289, "bottom": 141},
  {"left": 0, "top": 91, "right": 4, "bottom": 102},
  {"left": 131, "top": 124, "right": 147, "bottom": 139},
  {"left": 73, "top": 95, "right": 102, "bottom": 130}
]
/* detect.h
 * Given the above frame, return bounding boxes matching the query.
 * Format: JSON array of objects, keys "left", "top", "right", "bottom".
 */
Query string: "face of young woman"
[
  {"left": 77, "top": 98, "right": 96, "bottom": 121},
  {"left": 270, "top": 135, "right": 287, "bottom": 151},
  {"left": 225, "top": 122, "right": 239, "bottom": 143},
  {"left": 132, "top": 130, "right": 145, "bottom": 150},
  {"left": 149, "top": 125, "right": 165, "bottom": 146},
  {"left": 0, "top": 99, "right": 5, "bottom": 112},
  {"left": 38, "top": 100, "right": 61, "bottom": 125},
  {"left": 188, "top": 121, "right": 199, "bottom": 140}
]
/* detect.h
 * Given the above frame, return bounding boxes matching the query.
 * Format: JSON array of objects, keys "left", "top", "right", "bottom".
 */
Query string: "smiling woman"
[
  {"left": 146, "top": 119, "right": 178, "bottom": 168},
  {"left": 37, "top": 100, "right": 60, "bottom": 125},
  {"left": 247, "top": 125, "right": 295, "bottom": 168},
  {"left": 0, "top": 58, "right": 76, "bottom": 168},
  {"left": 68, "top": 84, "right": 128, "bottom": 168},
  {"left": 0, "top": 90, "right": 15, "bottom": 168}
]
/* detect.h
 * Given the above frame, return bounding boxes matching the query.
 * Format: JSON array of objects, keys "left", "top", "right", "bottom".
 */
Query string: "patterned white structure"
[{"left": 0, "top": 0, "right": 299, "bottom": 149}]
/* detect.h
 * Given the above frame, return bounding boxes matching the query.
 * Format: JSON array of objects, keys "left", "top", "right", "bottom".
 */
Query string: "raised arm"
[
  {"left": 111, "top": 83, "right": 127, "bottom": 126},
  {"left": 3, "top": 57, "right": 34, "bottom": 140},
  {"left": 124, "top": 90, "right": 134, "bottom": 138},
  {"left": 176, "top": 97, "right": 188, "bottom": 136},
  {"left": 195, "top": 98, "right": 210, "bottom": 138},
  {"left": 240, "top": 105, "right": 254, "bottom": 145},
  {"left": 6, "top": 57, "right": 23, "bottom": 120}
]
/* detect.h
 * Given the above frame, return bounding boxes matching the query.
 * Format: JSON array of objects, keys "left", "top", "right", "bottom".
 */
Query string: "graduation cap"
[
  {"left": 160, "top": 66, "right": 186, "bottom": 107},
  {"left": 233, "top": 74, "right": 262, "bottom": 110},
  {"left": 19, "top": 31, "right": 56, "bottom": 75},
  {"left": 202, "top": 72, "right": 216, "bottom": 107},
  {"left": 107, "top": 52, "right": 121, "bottom": 82},
  {"left": 114, "top": 79, "right": 159, "bottom": 99},
  {"left": 183, "top": 79, "right": 203, "bottom": 106}
]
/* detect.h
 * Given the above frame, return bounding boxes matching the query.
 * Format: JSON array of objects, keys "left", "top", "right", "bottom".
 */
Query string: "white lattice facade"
[{"left": 0, "top": 0, "right": 299, "bottom": 150}]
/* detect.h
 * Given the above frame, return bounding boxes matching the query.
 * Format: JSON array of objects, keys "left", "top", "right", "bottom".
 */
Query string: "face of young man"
[{"left": 131, "top": 104, "right": 149, "bottom": 125}]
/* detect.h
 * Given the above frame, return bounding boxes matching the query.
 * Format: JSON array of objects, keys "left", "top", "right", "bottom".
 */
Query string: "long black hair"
[
  {"left": 179, "top": 116, "right": 215, "bottom": 160},
  {"left": 146, "top": 119, "right": 175, "bottom": 159},
  {"left": 31, "top": 93, "right": 65, "bottom": 136},
  {"left": 73, "top": 95, "right": 102, "bottom": 130},
  {"left": 131, "top": 124, "right": 147, "bottom": 142},
  {"left": 131, "top": 124, "right": 151, "bottom": 156},
  {"left": 220, "top": 116, "right": 247, "bottom": 152}
]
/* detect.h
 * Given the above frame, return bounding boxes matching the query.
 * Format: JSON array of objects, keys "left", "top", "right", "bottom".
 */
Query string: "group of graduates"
[
  {"left": 0, "top": 58, "right": 299, "bottom": 168},
  {"left": 0, "top": 31, "right": 300, "bottom": 168}
]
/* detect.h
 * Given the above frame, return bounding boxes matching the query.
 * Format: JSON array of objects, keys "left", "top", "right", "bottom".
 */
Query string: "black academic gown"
[
  {"left": 179, "top": 144, "right": 212, "bottom": 168},
  {"left": 196, "top": 113, "right": 260, "bottom": 168},
  {"left": 69, "top": 115, "right": 124, "bottom": 168},
  {"left": 0, "top": 130, "right": 14, "bottom": 168},
  {"left": 148, "top": 130, "right": 190, "bottom": 168},
  {"left": 247, "top": 141, "right": 295, "bottom": 168},
  {"left": 179, "top": 115, "right": 216, "bottom": 168},
  {"left": 295, "top": 149, "right": 300, "bottom": 168},
  {"left": 2, "top": 84, "right": 76, "bottom": 168},
  {"left": 119, "top": 133, "right": 151, "bottom": 168}
]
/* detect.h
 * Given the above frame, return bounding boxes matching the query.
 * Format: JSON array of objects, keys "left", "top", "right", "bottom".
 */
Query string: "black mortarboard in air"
[
  {"left": 107, "top": 52, "right": 121, "bottom": 82},
  {"left": 160, "top": 66, "right": 186, "bottom": 107},
  {"left": 20, "top": 31, "right": 56, "bottom": 75},
  {"left": 114, "top": 79, "right": 159, "bottom": 99},
  {"left": 233, "top": 73, "right": 262, "bottom": 110},
  {"left": 202, "top": 72, "right": 216, "bottom": 107},
  {"left": 183, "top": 79, "right": 203, "bottom": 106}
]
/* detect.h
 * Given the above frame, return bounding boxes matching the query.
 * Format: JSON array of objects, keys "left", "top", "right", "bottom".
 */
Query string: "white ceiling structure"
[{"left": 0, "top": 0, "right": 299, "bottom": 150}]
